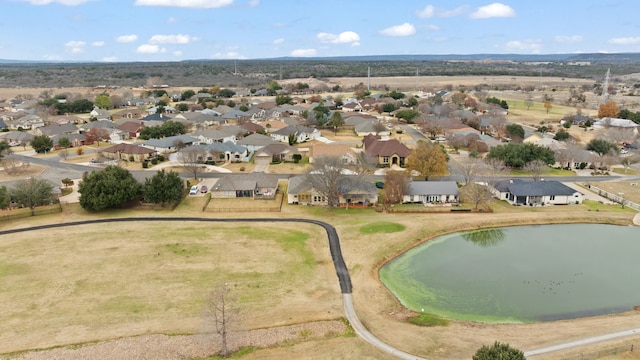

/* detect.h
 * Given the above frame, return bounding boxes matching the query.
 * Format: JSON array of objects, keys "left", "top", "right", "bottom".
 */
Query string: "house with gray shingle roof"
[
  {"left": 0, "top": 131, "right": 34, "bottom": 145},
  {"left": 287, "top": 175, "right": 377, "bottom": 207},
  {"left": 490, "top": 179, "right": 583, "bottom": 206},
  {"left": 190, "top": 142, "right": 249, "bottom": 163},
  {"left": 236, "top": 133, "right": 278, "bottom": 152},
  {"left": 140, "top": 135, "right": 199, "bottom": 152},
  {"left": 210, "top": 173, "right": 278, "bottom": 199},
  {"left": 271, "top": 125, "right": 320, "bottom": 143},
  {"left": 10, "top": 113, "right": 44, "bottom": 130},
  {"left": 403, "top": 181, "right": 459, "bottom": 204},
  {"left": 195, "top": 125, "right": 242, "bottom": 144},
  {"left": 35, "top": 123, "right": 79, "bottom": 137}
]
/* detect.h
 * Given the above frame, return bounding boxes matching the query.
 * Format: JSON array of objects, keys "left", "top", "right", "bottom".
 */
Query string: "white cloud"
[
  {"left": 172, "top": 51, "right": 183, "bottom": 57},
  {"left": 425, "top": 24, "right": 440, "bottom": 31},
  {"left": 116, "top": 34, "right": 138, "bottom": 43},
  {"left": 65, "top": 40, "right": 86, "bottom": 53},
  {"left": 167, "top": 17, "right": 178, "bottom": 23},
  {"left": 554, "top": 35, "right": 583, "bottom": 43},
  {"left": 102, "top": 57, "right": 118, "bottom": 62},
  {"left": 17, "top": 0, "right": 92, "bottom": 5},
  {"left": 272, "top": 38, "right": 284, "bottom": 45},
  {"left": 149, "top": 34, "right": 197, "bottom": 44},
  {"left": 379, "top": 23, "right": 416, "bottom": 37},
  {"left": 134, "top": 0, "right": 233, "bottom": 8},
  {"left": 92, "top": 41, "right": 105, "bottom": 47},
  {"left": 248, "top": 0, "right": 259, "bottom": 6},
  {"left": 416, "top": 5, "right": 466, "bottom": 18},
  {"left": 212, "top": 51, "right": 246, "bottom": 59},
  {"left": 290, "top": 48, "right": 317, "bottom": 57},
  {"left": 136, "top": 44, "right": 161, "bottom": 54},
  {"left": 317, "top": 31, "right": 360, "bottom": 45},
  {"left": 505, "top": 39, "right": 542, "bottom": 53},
  {"left": 416, "top": 5, "right": 435, "bottom": 18},
  {"left": 470, "top": 3, "right": 516, "bottom": 19},
  {"left": 608, "top": 37, "right": 640, "bottom": 45}
]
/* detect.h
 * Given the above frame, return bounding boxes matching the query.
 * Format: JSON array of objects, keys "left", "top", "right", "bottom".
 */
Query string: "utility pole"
[
  {"left": 367, "top": 66, "right": 370, "bottom": 91},
  {"left": 600, "top": 68, "right": 610, "bottom": 105}
]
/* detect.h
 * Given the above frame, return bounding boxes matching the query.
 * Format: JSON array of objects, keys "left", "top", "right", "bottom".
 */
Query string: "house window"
[
  {"left": 550, "top": 195, "right": 555, "bottom": 200},
  {"left": 382, "top": 156, "right": 389, "bottom": 164}
]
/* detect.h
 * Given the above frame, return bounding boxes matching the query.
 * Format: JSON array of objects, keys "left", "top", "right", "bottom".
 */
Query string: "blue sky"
[{"left": 2, "top": 0, "right": 639, "bottom": 62}]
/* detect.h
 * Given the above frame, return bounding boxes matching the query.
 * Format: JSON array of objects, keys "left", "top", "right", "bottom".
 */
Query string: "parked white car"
[{"left": 189, "top": 185, "right": 199, "bottom": 195}]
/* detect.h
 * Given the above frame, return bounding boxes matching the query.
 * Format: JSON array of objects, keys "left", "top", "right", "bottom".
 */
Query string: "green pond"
[{"left": 379, "top": 224, "right": 640, "bottom": 323}]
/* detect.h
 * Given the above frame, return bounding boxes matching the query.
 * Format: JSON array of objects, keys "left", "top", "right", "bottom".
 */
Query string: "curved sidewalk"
[{"left": 525, "top": 327, "right": 640, "bottom": 357}]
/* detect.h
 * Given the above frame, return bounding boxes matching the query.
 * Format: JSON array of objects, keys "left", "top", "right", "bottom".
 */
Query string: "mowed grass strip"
[
  {"left": 360, "top": 222, "right": 406, "bottom": 234},
  {"left": 0, "top": 221, "right": 342, "bottom": 354}
]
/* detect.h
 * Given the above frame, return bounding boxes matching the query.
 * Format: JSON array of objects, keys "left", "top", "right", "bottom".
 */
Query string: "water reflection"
[{"left": 462, "top": 228, "right": 505, "bottom": 247}]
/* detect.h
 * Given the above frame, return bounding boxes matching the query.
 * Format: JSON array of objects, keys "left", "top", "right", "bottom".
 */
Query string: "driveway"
[{"left": 562, "top": 182, "right": 616, "bottom": 204}]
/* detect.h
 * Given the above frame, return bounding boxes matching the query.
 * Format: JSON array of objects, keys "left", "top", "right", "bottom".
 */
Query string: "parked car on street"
[
  {"left": 200, "top": 185, "right": 208, "bottom": 193},
  {"left": 189, "top": 185, "right": 199, "bottom": 195}
]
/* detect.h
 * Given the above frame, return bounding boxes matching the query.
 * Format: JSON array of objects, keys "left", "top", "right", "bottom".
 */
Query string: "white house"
[{"left": 489, "top": 179, "right": 583, "bottom": 206}]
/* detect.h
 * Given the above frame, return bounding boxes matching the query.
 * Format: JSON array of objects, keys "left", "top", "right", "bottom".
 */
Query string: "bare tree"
[
  {"left": 306, "top": 156, "right": 348, "bottom": 208},
  {"left": 178, "top": 146, "right": 207, "bottom": 180},
  {"left": 206, "top": 281, "right": 240, "bottom": 358},
  {"left": 553, "top": 147, "right": 573, "bottom": 169},
  {"left": 606, "top": 127, "right": 636, "bottom": 145},
  {"left": 58, "top": 148, "right": 70, "bottom": 161},
  {"left": 455, "top": 157, "right": 482, "bottom": 186},
  {"left": 620, "top": 154, "right": 640, "bottom": 173},
  {"left": 482, "top": 157, "right": 507, "bottom": 187},
  {"left": 3, "top": 154, "right": 30, "bottom": 175},
  {"left": 460, "top": 182, "right": 492, "bottom": 211},
  {"left": 523, "top": 160, "right": 547, "bottom": 181}
]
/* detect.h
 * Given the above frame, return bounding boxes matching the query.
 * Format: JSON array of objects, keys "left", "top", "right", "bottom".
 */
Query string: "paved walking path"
[{"left": 524, "top": 327, "right": 640, "bottom": 357}]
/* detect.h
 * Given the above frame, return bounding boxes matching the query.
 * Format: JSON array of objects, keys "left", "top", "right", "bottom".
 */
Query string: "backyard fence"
[
  {"left": 0, "top": 203, "right": 62, "bottom": 221},
  {"left": 583, "top": 183, "right": 640, "bottom": 211},
  {"left": 560, "top": 343, "right": 635, "bottom": 360}
]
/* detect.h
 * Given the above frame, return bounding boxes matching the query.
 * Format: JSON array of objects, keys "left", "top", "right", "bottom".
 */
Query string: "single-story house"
[
  {"left": 210, "top": 173, "right": 278, "bottom": 199},
  {"left": 236, "top": 133, "right": 279, "bottom": 152},
  {"left": 140, "top": 135, "right": 199, "bottom": 153},
  {"left": 0, "top": 131, "right": 34, "bottom": 145},
  {"left": 287, "top": 175, "right": 378, "bottom": 207},
  {"left": 116, "top": 121, "right": 144, "bottom": 139},
  {"left": 10, "top": 114, "right": 44, "bottom": 130},
  {"left": 100, "top": 143, "right": 157, "bottom": 162},
  {"left": 193, "top": 142, "right": 249, "bottom": 163},
  {"left": 403, "top": 181, "right": 459, "bottom": 204},
  {"left": 254, "top": 143, "right": 299, "bottom": 164},
  {"left": 489, "top": 179, "right": 583, "bottom": 206},
  {"left": 111, "top": 108, "right": 147, "bottom": 121},
  {"left": 309, "top": 144, "right": 358, "bottom": 165},
  {"left": 271, "top": 125, "right": 320, "bottom": 143}
]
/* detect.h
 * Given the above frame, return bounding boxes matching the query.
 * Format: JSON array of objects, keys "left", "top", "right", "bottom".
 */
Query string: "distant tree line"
[{"left": 0, "top": 58, "right": 636, "bottom": 89}]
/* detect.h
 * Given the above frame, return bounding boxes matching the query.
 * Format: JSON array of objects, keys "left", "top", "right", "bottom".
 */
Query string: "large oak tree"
[
  {"left": 78, "top": 165, "right": 142, "bottom": 211},
  {"left": 405, "top": 140, "right": 448, "bottom": 180}
]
